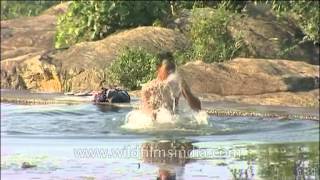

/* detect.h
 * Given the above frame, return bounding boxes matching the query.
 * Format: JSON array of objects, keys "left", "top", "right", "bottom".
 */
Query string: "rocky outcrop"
[
  {"left": 170, "top": 6, "right": 319, "bottom": 64},
  {"left": 0, "top": 2, "right": 68, "bottom": 61},
  {"left": 1, "top": 26, "right": 189, "bottom": 92},
  {"left": 1, "top": 3, "right": 319, "bottom": 108},
  {"left": 179, "top": 58, "right": 319, "bottom": 96},
  {"left": 0, "top": 2, "right": 186, "bottom": 93},
  {"left": 228, "top": 4, "right": 319, "bottom": 64},
  {"left": 50, "top": 26, "right": 188, "bottom": 92},
  {"left": 129, "top": 58, "right": 319, "bottom": 107},
  {"left": 199, "top": 89, "right": 319, "bottom": 108},
  {"left": 1, "top": 54, "right": 61, "bottom": 92}
]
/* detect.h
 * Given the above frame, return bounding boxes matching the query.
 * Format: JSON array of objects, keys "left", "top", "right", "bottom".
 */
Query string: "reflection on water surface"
[{"left": 1, "top": 103, "right": 319, "bottom": 179}]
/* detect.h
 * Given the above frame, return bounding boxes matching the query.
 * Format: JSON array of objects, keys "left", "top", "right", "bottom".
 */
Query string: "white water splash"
[
  {"left": 122, "top": 73, "right": 209, "bottom": 130},
  {"left": 122, "top": 97, "right": 208, "bottom": 130}
]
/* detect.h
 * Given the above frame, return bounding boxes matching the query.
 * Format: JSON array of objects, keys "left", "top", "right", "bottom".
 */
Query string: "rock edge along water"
[{"left": 1, "top": 90, "right": 318, "bottom": 121}]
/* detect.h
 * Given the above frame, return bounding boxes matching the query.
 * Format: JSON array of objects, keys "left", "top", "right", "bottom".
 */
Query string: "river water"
[{"left": 1, "top": 103, "right": 319, "bottom": 179}]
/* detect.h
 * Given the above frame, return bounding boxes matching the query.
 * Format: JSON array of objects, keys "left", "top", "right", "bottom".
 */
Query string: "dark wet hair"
[
  {"left": 158, "top": 51, "right": 174, "bottom": 62},
  {"left": 157, "top": 51, "right": 176, "bottom": 73}
]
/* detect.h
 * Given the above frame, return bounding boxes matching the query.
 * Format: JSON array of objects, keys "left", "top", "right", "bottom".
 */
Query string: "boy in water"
[{"left": 141, "top": 52, "right": 201, "bottom": 120}]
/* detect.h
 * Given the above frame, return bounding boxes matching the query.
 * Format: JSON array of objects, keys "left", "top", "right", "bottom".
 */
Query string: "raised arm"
[
  {"left": 141, "top": 85, "right": 153, "bottom": 115},
  {"left": 180, "top": 79, "right": 201, "bottom": 111}
]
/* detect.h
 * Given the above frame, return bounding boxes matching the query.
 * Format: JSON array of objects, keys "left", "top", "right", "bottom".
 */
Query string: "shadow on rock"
[{"left": 284, "top": 76, "right": 319, "bottom": 92}]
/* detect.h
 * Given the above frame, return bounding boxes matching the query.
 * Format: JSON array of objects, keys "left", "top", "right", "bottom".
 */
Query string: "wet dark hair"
[
  {"left": 157, "top": 51, "right": 176, "bottom": 73},
  {"left": 158, "top": 51, "right": 174, "bottom": 62}
]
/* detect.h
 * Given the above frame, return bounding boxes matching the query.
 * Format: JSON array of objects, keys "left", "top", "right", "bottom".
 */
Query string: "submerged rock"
[{"left": 21, "top": 162, "right": 37, "bottom": 169}]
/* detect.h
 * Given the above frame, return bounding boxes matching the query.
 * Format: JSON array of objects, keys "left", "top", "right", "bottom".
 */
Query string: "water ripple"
[{"left": 1, "top": 103, "right": 318, "bottom": 143}]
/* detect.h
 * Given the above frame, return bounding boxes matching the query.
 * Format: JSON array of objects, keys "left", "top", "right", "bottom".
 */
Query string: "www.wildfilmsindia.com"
[{"left": 73, "top": 145, "right": 243, "bottom": 159}]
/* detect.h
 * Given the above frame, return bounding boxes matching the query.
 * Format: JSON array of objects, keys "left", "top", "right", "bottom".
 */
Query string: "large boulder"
[
  {"left": 169, "top": 5, "right": 319, "bottom": 65},
  {"left": 199, "top": 89, "right": 319, "bottom": 108},
  {"left": 0, "top": 2, "right": 68, "bottom": 60},
  {"left": 1, "top": 26, "right": 189, "bottom": 92},
  {"left": 1, "top": 54, "right": 61, "bottom": 92},
  {"left": 48, "top": 26, "right": 188, "bottom": 92},
  {"left": 179, "top": 58, "right": 319, "bottom": 96},
  {"left": 227, "top": 4, "right": 319, "bottom": 64}
]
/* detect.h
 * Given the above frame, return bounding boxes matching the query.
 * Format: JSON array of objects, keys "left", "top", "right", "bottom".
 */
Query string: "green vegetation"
[
  {"left": 2, "top": 1, "right": 318, "bottom": 88},
  {"left": 1, "top": 0, "right": 60, "bottom": 20},
  {"left": 2, "top": 0, "right": 317, "bottom": 50},
  {"left": 182, "top": 6, "right": 244, "bottom": 63},
  {"left": 174, "top": 0, "right": 319, "bottom": 64},
  {"left": 173, "top": 0, "right": 319, "bottom": 44},
  {"left": 108, "top": 48, "right": 158, "bottom": 90},
  {"left": 53, "top": 0, "right": 318, "bottom": 62},
  {"left": 232, "top": 143, "right": 319, "bottom": 180},
  {"left": 254, "top": 0, "right": 319, "bottom": 60},
  {"left": 256, "top": 143, "right": 319, "bottom": 179},
  {"left": 267, "top": 0, "right": 319, "bottom": 44},
  {"left": 55, "top": 1, "right": 170, "bottom": 48},
  {"left": 171, "top": 0, "right": 246, "bottom": 14}
]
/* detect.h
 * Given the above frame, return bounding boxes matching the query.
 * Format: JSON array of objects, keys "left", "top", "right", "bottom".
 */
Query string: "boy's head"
[{"left": 157, "top": 51, "right": 176, "bottom": 81}]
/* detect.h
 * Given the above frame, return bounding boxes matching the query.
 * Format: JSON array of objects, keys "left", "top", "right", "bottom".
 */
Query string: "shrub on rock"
[
  {"left": 55, "top": 1, "right": 171, "bottom": 48},
  {"left": 108, "top": 47, "right": 158, "bottom": 90}
]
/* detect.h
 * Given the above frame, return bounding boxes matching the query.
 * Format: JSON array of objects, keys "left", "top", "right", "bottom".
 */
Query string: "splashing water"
[
  {"left": 122, "top": 107, "right": 209, "bottom": 130},
  {"left": 122, "top": 73, "right": 209, "bottom": 130}
]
